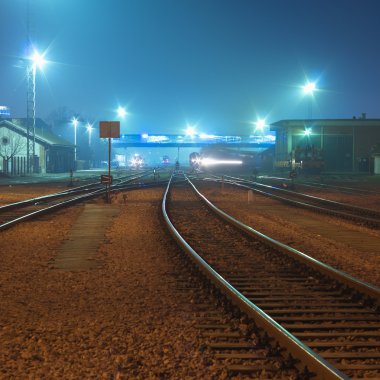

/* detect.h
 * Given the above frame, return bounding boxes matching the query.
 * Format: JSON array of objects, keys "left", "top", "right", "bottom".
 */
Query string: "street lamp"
[
  {"left": 304, "top": 127, "right": 312, "bottom": 136},
  {"left": 302, "top": 81, "right": 317, "bottom": 119},
  {"left": 27, "top": 49, "right": 46, "bottom": 173},
  {"left": 86, "top": 122, "right": 93, "bottom": 146},
  {"left": 255, "top": 119, "right": 266, "bottom": 133},
  {"left": 117, "top": 106, "right": 127, "bottom": 118},
  {"left": 72, "top": 117, "right": 78, "bottom": 162},
  {"left": 185, "top": 125, "right": 197, "bottom": 137},
  {"left": 303, "top": 81, "right": 316, "bottom": 95}
]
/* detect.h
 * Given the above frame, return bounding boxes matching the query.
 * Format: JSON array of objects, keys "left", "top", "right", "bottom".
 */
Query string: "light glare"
[
  {"left": 255, "top": 119, "right": 266, "bottom": 130},
  {"left": 31, "top": 51, "right": 46, "bottom": 69},
  {"left": 186, "top": 126, "right": 196, "bottom": 136},
  {"left": 304, "top": 128, "right": 312, "bottom": 136},
  {"left": 117, "top": 106, "right": 127, "bottom": 118},
  {"left": 201, "top": 158, "right": 243, "bottom": 166},
  {"left": 303, "top": 82, "right": 316, "bottom": 95}
]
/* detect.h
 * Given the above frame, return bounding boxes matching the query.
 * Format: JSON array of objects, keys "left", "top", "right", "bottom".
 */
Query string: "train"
[{"left": 189, "top": 145, "right": 274, "bottom": 171}]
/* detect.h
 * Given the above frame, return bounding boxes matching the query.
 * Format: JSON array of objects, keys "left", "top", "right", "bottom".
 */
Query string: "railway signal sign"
[
  {"left": 99, "top": 121, "right": 120, "bottom": 138},
  {"left": 100, "top": 175, "right": 113, "bottom": 184},
  {"left": 99, "top": 121, "right": 121, "bottom": 203}
]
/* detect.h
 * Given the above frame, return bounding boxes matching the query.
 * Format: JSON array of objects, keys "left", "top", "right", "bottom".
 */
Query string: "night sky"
[{"left": 1, "top": 0, "right": 380, "bottom": 135}]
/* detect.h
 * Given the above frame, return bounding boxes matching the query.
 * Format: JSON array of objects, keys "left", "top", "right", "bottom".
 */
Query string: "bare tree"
[{"left": 0, "top": 130, "right": 26, "bottom": 174}]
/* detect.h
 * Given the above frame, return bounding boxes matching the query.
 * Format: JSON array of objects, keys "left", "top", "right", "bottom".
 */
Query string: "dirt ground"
[
  {"left": 0, "top": 178, "right": 379, "bottom": 379},
  {"left": 0, "top": 187, "right": 222, "bottom": 379}
]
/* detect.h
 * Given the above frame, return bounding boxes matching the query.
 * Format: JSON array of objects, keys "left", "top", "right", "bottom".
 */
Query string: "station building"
[
  {"left": 0, "top": 118, "right": 74, "bottom": 175},
  {"left": 270, "top": 115, "right": 380, "bottom": 173}
]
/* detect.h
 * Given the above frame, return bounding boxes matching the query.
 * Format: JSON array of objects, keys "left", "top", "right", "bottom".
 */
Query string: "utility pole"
[{"left": 26, "top": 0, "right": 36, "bottom": 173}]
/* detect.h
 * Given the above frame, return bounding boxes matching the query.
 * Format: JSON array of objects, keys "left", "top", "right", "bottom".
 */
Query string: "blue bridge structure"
[{"left": 113, "top": 133, "right": 275, "bottom": 148}]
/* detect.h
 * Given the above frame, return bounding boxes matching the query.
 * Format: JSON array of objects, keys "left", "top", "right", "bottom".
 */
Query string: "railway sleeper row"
[{"left": 164, "top": 174, "right": 380, "bottom": 378}]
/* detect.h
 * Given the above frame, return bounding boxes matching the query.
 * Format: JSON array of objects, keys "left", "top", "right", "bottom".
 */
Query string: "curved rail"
[
  {"left": 162, "top": 172, "right": 349, "bottom": 379},
  {"left": 0, "top": 178, "right": 168, "bottom": 232},
  {"left": 191, "top": 177, "right": 380, "bottom": 301}
]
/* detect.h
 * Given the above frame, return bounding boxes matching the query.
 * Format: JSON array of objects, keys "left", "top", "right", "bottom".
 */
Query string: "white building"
[{"left": 0, "top": 118, "right": 74, "bottom": 175}]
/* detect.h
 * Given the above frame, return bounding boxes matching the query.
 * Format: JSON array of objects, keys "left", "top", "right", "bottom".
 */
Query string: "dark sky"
[{"left": 1, "top": 0, "right": 380, "bottom": 135}]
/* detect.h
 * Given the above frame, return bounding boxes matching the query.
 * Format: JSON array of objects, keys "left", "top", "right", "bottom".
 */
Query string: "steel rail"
[
  {"left": 162, "top": 172, "right": 349, "bottom": 380},
  {"left": 205, "top": 175, "right": 380, "bottom": 228},
  {"left": 0, "top": 171, "right": 154, "bottom": 214},
  {"left": 258, "top": 175, "right": 380, "bottom": 195},
  {"left": 189, "top": 176, "right": 380, "bottom": 301},
  {"left": 0, "top": 180, "right": 168, "bottom": 232},
  {"left": 0, "top": 188, "right": 105, "bottom": 231},
  {"left": 218, "top": 174, "right": 380, "bottom": 218},
  {"left": 0, "top": 185, "right": 102, "bottom": 213}
]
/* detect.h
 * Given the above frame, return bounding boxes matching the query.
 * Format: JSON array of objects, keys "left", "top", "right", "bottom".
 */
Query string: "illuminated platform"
[{"left": 113, "top": 134, "right": 275, "bottom": 148}]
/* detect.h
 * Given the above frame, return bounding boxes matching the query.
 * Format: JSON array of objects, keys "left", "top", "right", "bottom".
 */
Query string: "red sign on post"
[
  {"left": 99, "top": 121, "right": 120, "bottom": 138},
  {"left": 100, "top": 175, "right": 113, "bottom": 184},
  {"left": 99, "top": 121, "right": 120, "bottom": 203}
]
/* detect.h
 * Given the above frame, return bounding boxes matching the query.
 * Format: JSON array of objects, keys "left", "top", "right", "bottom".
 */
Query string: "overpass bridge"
[{"left": 113, "top": 133, "right": 275, "bottom": 148}]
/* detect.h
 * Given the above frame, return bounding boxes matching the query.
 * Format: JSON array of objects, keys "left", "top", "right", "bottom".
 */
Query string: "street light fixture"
[
  {"left": 255, "top": 119, "right": 266, "bottom": 133},
  {"left": 117, "top": 106, "right": 127, "bottom": 118},
  {"left": 302, "top": 81, "right": 317, "bottom": 120},
  {"left": 304, "top": 127, "right": 312, "bottom": 136},
  {"left": 31, "top": 51, "right": 46, "bottom": 69},
  {"left": 185, "top": 125, "right": 197, "bottom": 137},
  {"left": 303, "top": 81, "right": 316, "bottom": 95},
  {"left": 26, "top": 49, "right": 46, "bottom": 173}
]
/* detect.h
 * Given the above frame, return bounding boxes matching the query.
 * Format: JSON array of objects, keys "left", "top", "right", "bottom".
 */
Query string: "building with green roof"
[
  {"left": 0, "top": 118, "right": 74, "bottom": 175},
  {"left": 270, "top": 116, "right": 380, "bottom": 173}
]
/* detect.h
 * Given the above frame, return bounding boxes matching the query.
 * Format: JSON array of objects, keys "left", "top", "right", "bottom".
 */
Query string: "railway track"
[
  {"left": 163, "top": 173, "right": 380, "bottom": 379},
  {"left": 209, "top": 174, "right": 380, "bottom": 229},
  {"left": 0, "top": 171, "right": 165, "bottom": 231},
  {"left": 258, "top": 175, "right": 380, "bottom": 196}
]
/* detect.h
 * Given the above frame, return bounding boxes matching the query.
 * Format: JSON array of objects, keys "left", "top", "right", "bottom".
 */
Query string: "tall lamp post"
[
  {"left": 72, "top": 117, "right": 78, "bottom": 165},
  {"left": 27, "top": 50, "right": 46, "bottom": 173},
  {"left": 117, "top": 106, "right": 127, "bottom": 169},
  {"left": 86, "top": 123, "right": 93, "bottom": 146}
]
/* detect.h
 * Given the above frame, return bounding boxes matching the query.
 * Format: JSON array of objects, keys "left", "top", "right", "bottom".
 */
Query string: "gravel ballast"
[
  {"left": 0, "top": 181, "right": 379, "bottom": 378},
  {"left": 0, "top": 188, "right": 220, "bottom": 379}
]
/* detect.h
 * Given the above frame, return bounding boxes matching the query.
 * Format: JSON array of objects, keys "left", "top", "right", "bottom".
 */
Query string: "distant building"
[
  {"left": 270, "top": 116, "right": 380, "bottom": 173},
  {"left": 0, "top": 106, "right": 11, "bottom": 118},
  {"left": 0, "top": 118, "right": 74, "bottom": 175}
]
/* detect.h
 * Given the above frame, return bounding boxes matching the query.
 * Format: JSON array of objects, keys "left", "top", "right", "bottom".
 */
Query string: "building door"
[{"left": 323, "top": 135, "right": 353, "bottom": 171}]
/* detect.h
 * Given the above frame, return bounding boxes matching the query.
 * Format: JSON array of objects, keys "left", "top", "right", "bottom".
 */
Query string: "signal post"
[{"left": 99, "top": 121, "right": 120, "bottom": 203}]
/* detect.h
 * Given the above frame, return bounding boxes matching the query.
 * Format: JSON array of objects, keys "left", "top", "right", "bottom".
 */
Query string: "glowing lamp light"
[
  {"left": 86, "top": 122, "right": 93, "bottom": 143},
  {"left": 304, "top": 128, "right": 312, "bottom": 136},
  {"left": 303, "top": 82, "right": 316, "bottom": 95},
  {"left": 31, "top": 50, "right": 46, "bottom": 69},
  {"left": 142, "top": 133, "right": 149, "bottom": 139},
  {"left": 130, "top": 154, "right": 144, "bottom": 167},
  {"left": 186, "top": 126, "right": 196, "bottom": 136},
  {"left": 72, "top": 117, "right": 79, "bottom": 161},
  {"left": 117, "top": 106, "right": 127, "bottom": 118},
  {"left": 86, "top": 122, "right": 93, "bottom": 132},
  {"left": 255, "top": 119, "right": 266, "bottom": 131}
]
